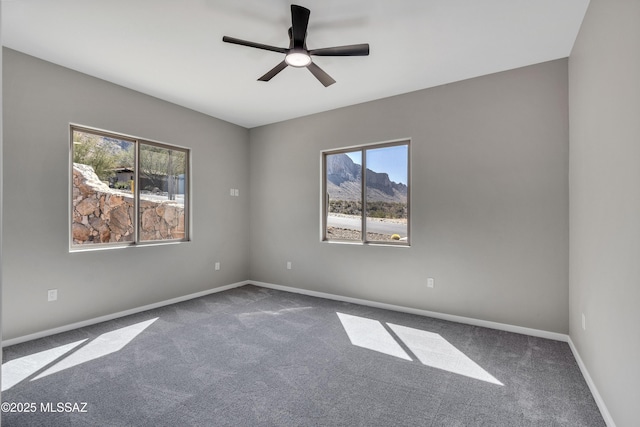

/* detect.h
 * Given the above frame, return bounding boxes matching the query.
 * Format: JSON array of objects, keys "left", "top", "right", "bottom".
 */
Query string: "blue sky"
[{"left": 346, "top": 145, "right": 408, "bottom": 184}]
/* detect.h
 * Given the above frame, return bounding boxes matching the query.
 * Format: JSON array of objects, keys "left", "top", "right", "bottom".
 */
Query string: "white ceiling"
[{"left": 2, "top": 0, "right": 589, "bottom": 128}]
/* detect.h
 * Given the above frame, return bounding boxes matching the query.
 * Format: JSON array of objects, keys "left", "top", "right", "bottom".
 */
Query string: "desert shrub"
[
  {"left": 329, "top": 200, "right": 362, "bottom": 215},
  {"left": 367, "top": 201, "right": 407, "bottom": 219},
  {"left": 329, "top": 200, "right": 407, "bottom": 219}
]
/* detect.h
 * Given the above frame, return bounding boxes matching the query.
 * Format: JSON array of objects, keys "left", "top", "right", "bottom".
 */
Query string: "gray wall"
[
  {"left": 569, "top": 1, "right": 640, "bottom": 425},
  {"left": 2, "top": 49, "right": 572, "bottom": 340},
  {"left": 249, "top": 59, "right": 570, "bottom": 334},
  {"left": 1, "top": 4, "right": 5, "bottom": 414},
  {"left": 2, "top": 48, "right": 250, "bottom": 340}
]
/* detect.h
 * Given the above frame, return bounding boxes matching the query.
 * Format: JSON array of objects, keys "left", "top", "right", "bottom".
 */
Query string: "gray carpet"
[{"left": 2, "top": 285, "right": 604, "bottom": 426}]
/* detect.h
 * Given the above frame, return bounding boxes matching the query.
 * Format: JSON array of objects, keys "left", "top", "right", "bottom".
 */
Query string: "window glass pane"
[
  {"left": 72, "top": 130, "right": 135, "bottom": 245},
  {"left": 139, "top": 143, "right": 187, "bottom": 242},
  {"left": 326, "top": 151, "right": 362, "bottom": 241},
  {"left": 365, "top": 145, "right": 408, "bottom": 243}
]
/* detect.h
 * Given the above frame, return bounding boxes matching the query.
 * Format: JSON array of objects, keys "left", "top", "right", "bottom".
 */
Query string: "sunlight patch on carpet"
[
  {"left": 337, "top": 312, "right": 502, "bottom": 385},
  {"left": 388, "top": 323, "right": 503, "bottom": 385},
  {"left": 337, "top": 312, "right": 412, "bottom": 360},
  {"left": 32, "top": 318, "right": 158, "bottom": 381},
  {"left": 2, "top": 339, "right": 87, "bottom": 391}
]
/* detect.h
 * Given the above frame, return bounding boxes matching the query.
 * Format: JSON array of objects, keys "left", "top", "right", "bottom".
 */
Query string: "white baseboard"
[
  {"left": 568, "top": 337, "right": 616, "bottom": 427},
  {"left": 3, "top": 279, "right": 567, "bottom": 347},
  {"left": 249, "top": 280, "right": 569, "bottom": 342},
  {"left": 2, "top": 280, "right": 250, "bottom": 347}
]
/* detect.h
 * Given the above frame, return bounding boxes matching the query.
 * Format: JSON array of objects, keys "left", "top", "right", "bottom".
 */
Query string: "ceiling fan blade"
[
  {"left": 287, "top": 27, "right": 294, "bottom": 49},
  {"left": 222, "top": 36, "right": 287, "bottom": 54},
  {"left": 309, "top": 44, "right": 370, "bottom": 56},
  {"left": 291, "top": 5, "right": 310, "bottom": 49},
  {"left": 307, "top": 62, "right": 336, "bottom": 87},
  {"left": 258, "top": 61, "right": 289, "bottom": 82}
]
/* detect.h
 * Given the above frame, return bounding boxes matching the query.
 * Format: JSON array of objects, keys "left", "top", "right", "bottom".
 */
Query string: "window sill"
[
  {"left": 322, "top": 239, "right": 410, "bottom": 248},
  {"left": 69, "top": 240, "right": 188, "bottom": 253}
]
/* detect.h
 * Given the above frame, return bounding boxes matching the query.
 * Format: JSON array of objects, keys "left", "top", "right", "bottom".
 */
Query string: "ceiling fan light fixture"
[
  {"left": 222, "top": 5, "right": 369, "bottom": 86},
  {"left": 285, "top": 50, "right": 311, "bottom": 67}
]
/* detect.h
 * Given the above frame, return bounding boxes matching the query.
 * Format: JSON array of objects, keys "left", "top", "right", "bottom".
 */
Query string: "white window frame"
[
  {"left": 321, "top": 139, "right": 411, "bottom": 246},
  {"left": 69, "top": 124, "right": 190, "bottom": 251}
]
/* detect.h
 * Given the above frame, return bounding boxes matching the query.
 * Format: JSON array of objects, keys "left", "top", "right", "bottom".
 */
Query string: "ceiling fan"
[{"left": 222, "top": 4, "right": 369, "bottom": 87}]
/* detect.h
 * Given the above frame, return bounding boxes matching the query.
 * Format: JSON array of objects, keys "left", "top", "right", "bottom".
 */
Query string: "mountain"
[
  {"left": 100, "top": 137, "right": 132, "bottom": 155},
  {"left": 326, "top": 153, "right": 407, "bottom": 203}
]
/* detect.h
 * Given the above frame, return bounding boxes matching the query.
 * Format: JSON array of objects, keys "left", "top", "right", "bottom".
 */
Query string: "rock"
[
  {"left": 100, "top": 227, "right": 111, "bottom": 242},
  {"left": 109, "top": 195, "right": 124, "bottom": 207},
  {"left": 73, "top": 164, "right": 110, "bottom": 194},
  {"left": 158, "top": 220, "right": 169, "bottom": 238},
  {"left": 72, "top": 163, "right": 186, "bottom": 244},
  {"left": 110, "top": 204, "right": 131, "bottom": 235},
  {"left": 76, "top": 197, "right": 98, "bottom": 216},
  {"left": 140, "top": 229, "right": 155, "bottom": 241},
  {"left": 89, "top": 216, "right": 104, "bottom": 230},
  {"left": 73, "top": 223, "right": 91, "bottom": 242},
  {"left": 163, "top": 205, "right": 176, "bottom": 225},
  {"left": 140, "top": 200, "right": 155, "bottom": 209},
  {"left": 173, "top": 213, "right": 186, "bottom": 239},
  {"left": 141, "top": 208, "right": 159, "bottom": 232}
]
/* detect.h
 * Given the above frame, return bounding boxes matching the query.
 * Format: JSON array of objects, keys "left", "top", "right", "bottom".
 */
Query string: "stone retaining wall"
[{"left": 72, "top": 163, "right": 185, "bottom": 245}]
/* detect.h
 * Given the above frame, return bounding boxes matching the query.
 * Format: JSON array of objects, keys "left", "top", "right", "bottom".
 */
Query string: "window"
[
  {"left": 71, "top": 126, "right": 189, "bottom": 249},
  {"left": 322, "top": 140, "right": 410, "bottom": 245}
]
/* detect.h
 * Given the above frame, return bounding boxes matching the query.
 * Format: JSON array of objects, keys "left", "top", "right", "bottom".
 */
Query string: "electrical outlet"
[
  {"left": 230, "top": 188, "right": 235, "bottom": 196},
  {"left": 286, "top": 261, "right": 292, "bottom": 270},
  {"left": 427, "top": 278, "right": 435, "bottom": 288},
  {"left": 215, "top": 262, "right": 220, "bottom": 271},
  {"left": 234, "top": 189, "right": 239, "bottom": 197},
  {"left": 582, "top": 313, "right": 586, "bottom": 331},
  {"left": 47, "top": 289, "right": 58, "bottom": 302}
]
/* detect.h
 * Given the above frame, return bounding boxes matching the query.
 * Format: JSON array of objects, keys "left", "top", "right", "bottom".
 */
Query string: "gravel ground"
[{"left": 326, "top": 226, "right": 393, "bottom": 241}]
